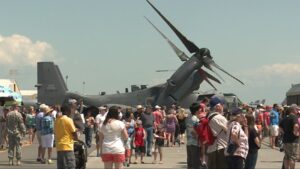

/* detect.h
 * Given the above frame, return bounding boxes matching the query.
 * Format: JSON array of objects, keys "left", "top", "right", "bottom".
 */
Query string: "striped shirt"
[{"left": 225, "top": 121, "right": 249, "bottom": 159}]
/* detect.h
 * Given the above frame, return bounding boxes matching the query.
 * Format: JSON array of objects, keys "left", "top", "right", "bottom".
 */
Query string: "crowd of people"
[
  {"left": 185, "top": 97, "right": 300, "bottom": 169},
  {"left": 0, "top": 97, "right": 300, "bottom": 169}
]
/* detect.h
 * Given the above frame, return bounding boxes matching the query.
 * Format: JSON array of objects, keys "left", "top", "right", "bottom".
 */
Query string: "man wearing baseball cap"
[{"left": 206, "top": 95, "right": 228, "bottom": 169}]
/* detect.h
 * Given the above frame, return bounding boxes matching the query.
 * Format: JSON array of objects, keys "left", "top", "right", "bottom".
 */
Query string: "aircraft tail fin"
[{"left": 37, "top": 62, "right": 68, "bottom": 105}]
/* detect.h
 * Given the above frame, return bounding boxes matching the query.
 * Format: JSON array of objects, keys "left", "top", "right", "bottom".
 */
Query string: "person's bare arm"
[
  {"left": 122, "top": 128, "right": 128, "bottom": 140},
  {"left": 143, "top": 129, "right": 147, "bottom": 140},
  {"left": 254, "top": 136, "right": 261, "bottom": 148},
  {"left": 293, "top": 123, "right": 299, "bottom": 137},
  {"left": 99, "top": 132, "right": 104, "bottom": 155},
  {"left": 72, "top": 131, "right": 79, "bottom": 141}
]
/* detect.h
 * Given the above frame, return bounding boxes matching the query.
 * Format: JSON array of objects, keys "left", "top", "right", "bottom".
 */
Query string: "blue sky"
[{"left": 0, "top": 1, "right": 299, "bottom": 104}]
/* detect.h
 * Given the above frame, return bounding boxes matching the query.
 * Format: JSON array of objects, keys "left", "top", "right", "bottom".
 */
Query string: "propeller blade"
[
  {"left": 144, "top": 16, "right": 189, "bottom": 61},
  {"left": 198, "top": 69, "right": 217, "bottom": 90},
  {"left": 146, "top": 0, "right": 200, "bottom": 54},
  {"left": 202, "top": 69, "right": 221, "bottom": 84},
  {"left": 205, "top": 58, "right": 245, "bottom": 85},
  {"left": 204, "top": 62, "right": 225, "bottom": 82}
]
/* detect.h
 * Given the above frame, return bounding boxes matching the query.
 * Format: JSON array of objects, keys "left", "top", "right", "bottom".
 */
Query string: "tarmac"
[{"left": 0, "top": 137, "right": 297, "bottom": 169}]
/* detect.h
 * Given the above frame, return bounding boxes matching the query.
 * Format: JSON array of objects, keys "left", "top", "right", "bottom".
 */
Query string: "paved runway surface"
[{"left": 0, "top": 137, "right": 297, "bottom": 169}]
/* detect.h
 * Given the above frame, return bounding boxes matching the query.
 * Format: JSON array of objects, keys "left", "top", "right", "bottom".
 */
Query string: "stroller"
[{"left": 74, "top": 140, "right": 88, "bottom": 169}]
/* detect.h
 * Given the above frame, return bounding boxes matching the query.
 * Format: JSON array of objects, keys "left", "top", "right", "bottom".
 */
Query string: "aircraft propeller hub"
[{"left": 199, "top": 48, "right": 211, "bottom": 58}]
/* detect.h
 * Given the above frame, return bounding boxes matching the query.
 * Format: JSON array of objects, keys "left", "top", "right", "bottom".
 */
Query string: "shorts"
[
  {"left": 284, "top": 143, "right": 299, "bottom": 161},
  {"left": 135, "top": 146, "right": 145, "bottom": 154},
  {"left": 153, "top": 145, "right": 163, "bottom": 153},
  {"left": 101, "top": 153, "right": 125, "bottom": 163},
  {"left": 270, "top": 125, "right": 279, "bottom": 136},
  {"left": 41, "top": 134, "right": 54, "bottom": 148},
  {"left": 125, "top": 149, "right": 131, "bottom": 158}
]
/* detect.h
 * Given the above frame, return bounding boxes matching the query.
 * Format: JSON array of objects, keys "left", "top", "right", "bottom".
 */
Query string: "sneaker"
[
  {"left": 16, "top": 160, "right": 21, "bottom": 166},
  {"left": 40, "top": 159, "right": 46, "bottom": 164},
  {"left": 152, "top": 160, "right": 157, "bottom": 164},
  {"left": 9, "top": 159, "right": 13, "bottom": 166},
  {"left": 36, "top": 158, "right": 41, "bottom": 162},
  {"left": 48, "top": 159, "right": 54, "bottom": 164}
]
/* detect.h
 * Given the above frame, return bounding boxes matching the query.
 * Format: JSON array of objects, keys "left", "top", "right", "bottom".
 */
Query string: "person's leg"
[
  {"left": 84, "top": 127, "right": 89, "bottom": 146},
  {"left": 89, "top": 128, "right": 93, "bottom": 147},
  {"left": 153, "top": 146, "right": 157, "bottom": 162},
  {"left": 158, "top": 146, "right": 163, "bottom": 162},
  {"left": 187, "top": 145, "right": 192, "bottom": 169},
  {"left": 114, "top": 162, "right": 124, "bottom": 169},
  {"left": 171, "top": 132, "right": 175, "bottom": 146},
  {"left": 141, "top": 147, "right": 145, "bottom": 163},
  {"left": 191, "top": 145, "right": 200, "bottom": 169},
  {"left": 129, "top": 148, "right": 132, "bottom": 164},
  {"left": 235, "top": 156, "right": 245, "bottom": 169},
  {"left": 32, "top": 130, "right": 36, "bottom": 143},
  {"left": 269, "top": 126, "right": 273, "bottom": 147},
  {"left": 225, "top": 156, "right": 232, "bottom": 169},
  {"left": 146, "top": 127, "right": 153, "bottom": 155},
  {"left": 134, "top": 148, "right": 138, "bottom": 163},
  {"left": 28, "top": 128, "right": 32, "bottom": 144},
  {"left": 7, "top": 134, "right": 14, "bottom": 165},
  {"left": 41, "top": 147, "right": 46, "bottom": 163},
  {"left": 283, "top": 143, "right": 292, "bottom": 169},
  {"left": 289, "top": 143, "right": 299, "bottom": 169},
  {"left": 36, "top": 131, "right": 42, "bottom": 160},
  {"left": 216, "top": 149, "right": 228, "bottom": 169},
  {"left": 166, "top": 133, "right": 170, "bottom": 147},
  {"left": 270, "top": 126, "right": 276, "bottom": 148},
  {"left": 96, "top": 133, "right": 100, "bottom": 156},
  {"left": 104, "top": 162, "right": 113, "bottom": 169},
  {"left": 48, "top": 148, "right": 52, "bottom": 159},
  {"left": 245, "top": 152, "right": 255, "bottom": 169},
  {"left": 200, "top": 144, "right": 206, "bottom": 165},
  {"left": 56, "top": 151, "right": 64, "bottom": 169},
  {"left": 0, "top": 125, "right": 2, "bottom": 148},
  {"left": 15, "top": 136, "right": 22, "bottom": 164}
]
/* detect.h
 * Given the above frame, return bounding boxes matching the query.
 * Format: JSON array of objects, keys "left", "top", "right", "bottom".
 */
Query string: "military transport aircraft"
[{"left": 36, "top": 0, "right": 244, "bottom": 108}]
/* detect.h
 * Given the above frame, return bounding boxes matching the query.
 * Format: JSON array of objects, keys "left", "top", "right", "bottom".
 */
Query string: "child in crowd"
[
  {"left": 152, "top": 125, "right": 166, "bottom": 164},
  {"left": 133, "top": 120, "right": 146, "bottom": 164}
]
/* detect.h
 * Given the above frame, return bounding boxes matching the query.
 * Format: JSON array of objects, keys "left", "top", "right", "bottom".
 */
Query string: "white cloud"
[
  {"left": 244, "top": 63, "right": 300, "bottom": 77},
  {"left": 0, "top": 34, "right": 55, "bottom": 66}
]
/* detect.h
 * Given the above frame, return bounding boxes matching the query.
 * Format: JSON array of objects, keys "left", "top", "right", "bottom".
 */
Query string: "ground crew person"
[{"left": 6, "top": 102, "right": 26, "bottom": 166}]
